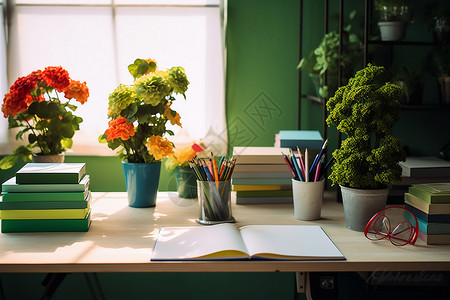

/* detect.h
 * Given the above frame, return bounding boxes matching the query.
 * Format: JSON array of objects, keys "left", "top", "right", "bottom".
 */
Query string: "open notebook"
[{"left": 151, "top": 224, "right": 345, "bottom": 261}]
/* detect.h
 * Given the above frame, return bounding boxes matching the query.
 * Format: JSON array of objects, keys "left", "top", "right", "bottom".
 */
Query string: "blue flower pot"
[{"left": 122, "top": 161, "right": 161, "bottom": 208}]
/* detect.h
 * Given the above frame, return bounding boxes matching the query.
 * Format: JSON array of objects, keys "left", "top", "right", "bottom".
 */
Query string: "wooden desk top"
[{"left": 1, "top": 192, "right": 449, "bottom": 273}]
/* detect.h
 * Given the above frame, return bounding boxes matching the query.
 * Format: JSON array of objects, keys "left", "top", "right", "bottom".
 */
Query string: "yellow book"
[
  {"left": 232, "top": 184, "right": 291, "bottom": 191},
  {"left": 0, "top": 194, "right": 91, "bottom": 220}
]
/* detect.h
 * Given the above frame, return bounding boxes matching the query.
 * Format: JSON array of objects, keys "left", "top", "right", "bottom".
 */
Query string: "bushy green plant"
[
  {"left": 326, "top": 64, "right": 406, "bottom": 189},
  {"left": 297, "top": 11, "right": 362, "bottom": 98}
]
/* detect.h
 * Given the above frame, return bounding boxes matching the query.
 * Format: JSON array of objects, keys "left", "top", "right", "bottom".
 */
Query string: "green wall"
[
  {"left": 226, "top": 0, "right": 299, "bottom": 150},
  {"left": 1, "top": 1, "right": 449, "bottom": 299}
]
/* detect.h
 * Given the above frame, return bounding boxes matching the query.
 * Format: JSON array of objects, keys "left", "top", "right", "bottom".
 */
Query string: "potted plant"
[
  {"left": 428, "top": 45, "right": 450, "bottom": 105},
  {"left": 425, "top": 2, "right": 450, "bottom": 44},
  {"left": 99, "top": 58, "right": 189, "bottom": 207},
  {"left": 326, "top": 64, "right": 406, "bottom": 231},
  {"left": 392, "top": 65, "right": 425, "bottom": 105},
  {"left": 297, "top": 11, "right": 362, "bottom": 99},
  {"left": 375, "top": 0, "right": 412, "bottom": 41},
  {"left": 0, "top": 66, "right": 89, "bottom": 169},
  {"left": 165, "top": 141, "right": 206, "bottom": 198}
]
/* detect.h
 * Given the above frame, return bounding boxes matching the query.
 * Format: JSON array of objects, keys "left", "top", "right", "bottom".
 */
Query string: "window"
[{"left": 1, "top": 0, "right": 227, "bottom": 156}]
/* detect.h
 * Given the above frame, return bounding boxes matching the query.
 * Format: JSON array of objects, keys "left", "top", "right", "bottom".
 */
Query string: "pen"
[
  {"left": 296, "top": 146, "right": 306, "bottom": 179},
  {"left": 314, "top": 155, "right": 325, "bottom": 182},
  {"left": 309, "top": 138, "right": 328, "bottom": 177},
  {"left": 305, "top": 148, "right": 309, "bottom": 182},
  {"left": 282, "top": 152, "right": 297, "bottom": 179}
]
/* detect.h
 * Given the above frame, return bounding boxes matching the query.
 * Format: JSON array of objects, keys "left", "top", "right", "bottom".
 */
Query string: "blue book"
[
  {"left": 405, "top": 203, "right": 450, "bottom": 223},
  {"left": 279, "top": 130, "right": 323, "bottom": 149}
]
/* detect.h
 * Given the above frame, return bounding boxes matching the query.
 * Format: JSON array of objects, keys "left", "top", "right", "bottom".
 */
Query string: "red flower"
[
  {"left": 105, "top": 117, "right": 135, "bottom": 141},
  {"left": 64, "top": 80, "right": 89, "bottom": 104},
  {"left": 1, "top": 71, "right": 43, "bottom": 117},
  {"left": 42, "top": 66, "right": 70, "bottom": 92}
]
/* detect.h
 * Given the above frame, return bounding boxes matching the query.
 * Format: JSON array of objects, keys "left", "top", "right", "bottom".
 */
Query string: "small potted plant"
[
  {"left": 297, "top": 11, "right": 362, "bottom": 99},
  {"left": 165, "top": 141, "right": 207, "bottom": 198},
  {"left": 393, "top": 65, "right": 425, "bottom": 105},
  {"left": 0, "top": 66, "right": 89, "bottom": 169},
  {"left": 326, "top": 64, "right": 406, "bottom": 231},
  {"left": 375, "top": 0, "right": 412, "bottom": 41},
  {"left": 428, "top": 45, "right": 450, "bottom": 105}
]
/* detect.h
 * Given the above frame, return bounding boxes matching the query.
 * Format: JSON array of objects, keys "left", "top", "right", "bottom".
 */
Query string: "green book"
[
  {"left": 409, "top": 183, "right": 450, "bottom": 203},
  {"left": 0, "top": 191, "right": 91, "bottom": 210},
  {"left": 15, "top": 163, "right": 86, "bottom": 184},
  {"left": 0, "top": 195, "right": 91, "bottom": 219},
  {"left": 2, "top": 175, "right": 90, "bottom": 193},
  {"left": 1, "top": 210, "right": 92, "bottom": 233},
  {"left": 1, "top": 189, "right": 89, "bottom": 202}
]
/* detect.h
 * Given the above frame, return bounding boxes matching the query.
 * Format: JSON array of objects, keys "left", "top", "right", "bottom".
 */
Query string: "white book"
[
  {"left": 151, "top": 224, "right": 345, "bottom": 261},
  {"left": 232, "top": 147, "right": 290, "bottom": 165},
  {"left": 400, "top": 157, "right": 450, "bottom": 178}
]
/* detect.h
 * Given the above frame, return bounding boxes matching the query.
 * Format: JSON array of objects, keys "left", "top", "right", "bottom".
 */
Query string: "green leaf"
[
  {"left": 61, "top": 137, "right": 73, "bottom": 149},
  {"left": 0, "top": 155, "right": 19, "bottom": 170},
  {"left": 98, "top": 133, "right": 108, "bottom": 143},
  {"left": 66, "top": 103, "right": 78, "bottom": 111},
  {"left": 120, "top": 103, "right": 138, "bottom": 119},
  {"left": 128, "top": 59, "right": 150, "bottom": 79},
  {"left": 59, "top": 123, "right": 75, "bottom": 138}
]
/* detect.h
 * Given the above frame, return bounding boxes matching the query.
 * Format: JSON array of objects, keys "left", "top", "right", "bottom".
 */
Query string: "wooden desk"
[{"left": 1, "top": 192, "right": 449, "bottom": 273}]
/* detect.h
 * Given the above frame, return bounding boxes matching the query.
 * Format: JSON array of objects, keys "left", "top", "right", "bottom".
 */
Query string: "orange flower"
[
  {"left": 164, "top": 104, "right": 182, "bottom": 127},
  {"left": 105, "top": 117, "right": 135, "bottom": 141},
  {"left": 173, "top": 145, "right": 196, "bottom": 165},
  {"left": 146, "top": 135, "right": 174, "bottom": 161},
  {"left": 42, "top": 66, "right": 70, "bottom": 92},
  {"left": 64, "top": 80, "right": 89, "bottom": 104}
]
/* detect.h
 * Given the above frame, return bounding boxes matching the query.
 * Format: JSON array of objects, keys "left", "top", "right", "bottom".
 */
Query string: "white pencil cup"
[{"left": 292, "top": 179, "right": 325, "bottom": 221}]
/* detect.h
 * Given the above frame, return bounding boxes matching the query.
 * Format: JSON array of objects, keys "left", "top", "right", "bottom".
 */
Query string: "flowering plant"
[
  {"left": 0, "top": 66, "right": 89, "bottom": 169},
  {"left": 165, "top": 142, "right": 206, "bottom": 172},
  {"left": 99, "top": 58, "right": 189, "bottom": 163}
]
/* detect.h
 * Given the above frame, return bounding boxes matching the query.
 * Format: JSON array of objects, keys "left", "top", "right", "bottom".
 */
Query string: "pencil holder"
[
  {"left": 196, "top": 180, "right": 235, "bottom": 225},
  {"left": 292, "top": 178, "right": 324, "bottom": 221}
]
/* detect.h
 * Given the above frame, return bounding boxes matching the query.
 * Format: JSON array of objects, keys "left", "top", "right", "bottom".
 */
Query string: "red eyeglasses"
[{"left": 364, "top": 206, "right": 418, "bottom": 246}]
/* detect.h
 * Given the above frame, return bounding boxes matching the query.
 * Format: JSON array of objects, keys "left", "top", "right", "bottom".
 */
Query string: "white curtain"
[
  {"left": 1, "top": 0, "right": 227, "bottom": 156},
  {"left": 0, "top": 0, "right": 8, "bottom": 152}
]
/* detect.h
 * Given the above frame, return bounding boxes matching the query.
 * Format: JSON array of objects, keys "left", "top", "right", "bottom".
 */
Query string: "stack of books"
[
  {"left": 404, "top": 182, "right": 450, "bottom": 244},
  {"left": 389, "top": 156, "right": 450, "bottom": 203},
  {"left": 0, "top": 163, "right": 92, "bottom": 233},
  {"left": 231, "top": 147, "right": 293, "bottom": 204}
]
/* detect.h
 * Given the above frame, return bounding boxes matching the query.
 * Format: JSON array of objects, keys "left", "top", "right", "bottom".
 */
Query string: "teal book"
[
  {"left": 408, "top": 183, "right": 450, "bottom": 203},
  {"left": 15, "top": 163, "right": 86, "bottom": 184},
  {"left": 405, "top": 212, "right": 450, "bottom": 235},
  {"left": 231, "top": 178, "right": 292, "bottom": 185},
  {"left": 2, "top": 175, "right": 90, "bottom": 193},
  {"left": 1, "top": 210, "right": 92, "bottom": 233},
  {"left": 279, "top": 130, "right": 323, "bottom": 149},
  {"left": 1, "top": 189, "right": 89, "bottom": 202},
  {"left": 0, "top": 191, "right": 91, "bottom": 210}
]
